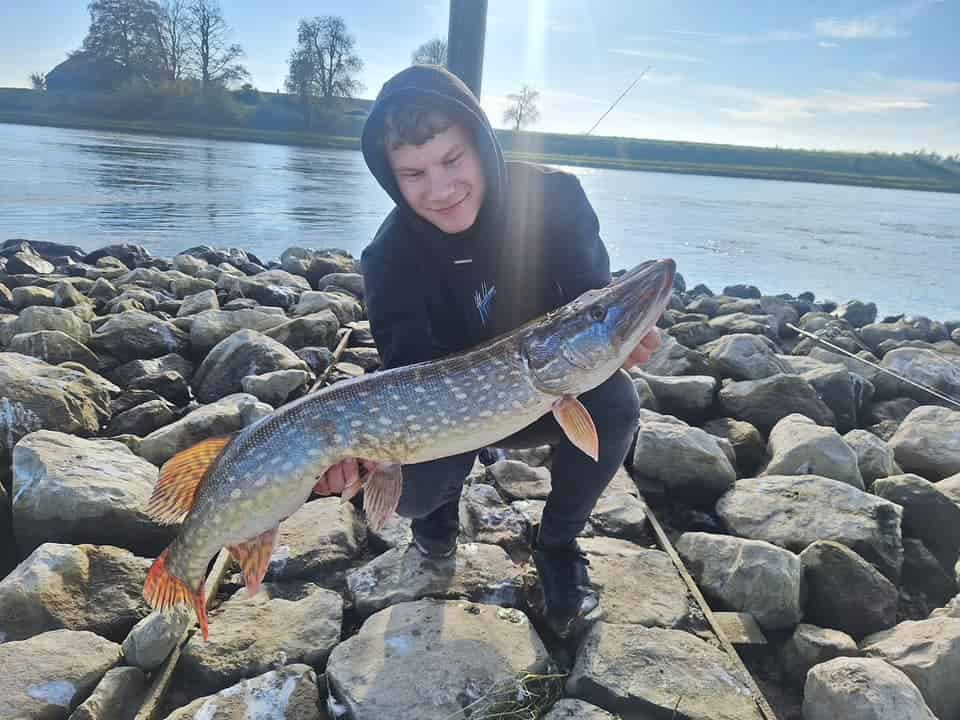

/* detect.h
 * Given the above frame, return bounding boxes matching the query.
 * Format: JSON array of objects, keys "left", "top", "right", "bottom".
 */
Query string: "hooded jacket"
[{"left": 360, "top": 65, "right": 611, "bottom": 370}]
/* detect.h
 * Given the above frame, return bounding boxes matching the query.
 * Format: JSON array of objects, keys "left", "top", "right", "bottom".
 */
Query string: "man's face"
[{"left": 387, "top": 123, "right": 486, "bottom": 234}]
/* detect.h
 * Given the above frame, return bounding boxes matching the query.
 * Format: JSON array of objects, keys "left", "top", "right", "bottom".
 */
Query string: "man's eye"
[
  {"left": 401, "top": 172, "right": 423, "bottom": 180},
  {"left": 444, "top": 154, "right": 463, "bottom": 166}
]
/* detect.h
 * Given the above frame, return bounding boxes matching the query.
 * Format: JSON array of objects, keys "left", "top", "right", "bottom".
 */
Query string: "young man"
[{"left": 315, "top": 65, "right": 661, "bottom": 637}]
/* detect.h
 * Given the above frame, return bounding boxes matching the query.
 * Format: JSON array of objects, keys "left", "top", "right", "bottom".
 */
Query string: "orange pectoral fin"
[
  {"left": 552, "top": 396, "right": 599, "bottom": 462},
  {"left": 228, "top": 526, "right": 279, "bottom": 598},
  {"left": 147, "top": 436, "right": 234, "bottom": 524}
]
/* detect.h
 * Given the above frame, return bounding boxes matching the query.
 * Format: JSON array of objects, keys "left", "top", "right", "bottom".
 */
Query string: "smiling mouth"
[{"left": 432, "top": 193, "right": 468, "bottom": 214}]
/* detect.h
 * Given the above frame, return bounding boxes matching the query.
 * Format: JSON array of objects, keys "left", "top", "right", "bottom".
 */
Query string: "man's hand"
[
  {"left": 622, "top": 327, "right": 662, "bottom": 369},
  {"left": 314, "top": 458, "right": 379, "bottom": 497}
]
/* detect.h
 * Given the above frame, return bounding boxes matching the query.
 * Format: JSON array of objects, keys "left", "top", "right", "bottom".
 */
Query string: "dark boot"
[
  {"left": 411, "top": 499, "right": 459, "bottom": 558},
  {"left": 531, "top": 537, "right": 600, "bottom": 638}
]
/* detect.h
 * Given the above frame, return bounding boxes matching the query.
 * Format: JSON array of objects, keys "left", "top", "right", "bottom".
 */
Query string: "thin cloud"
[
  {"left": 818, "top": 41, "right": 840, "bottom": 48},
  {"left": 815, "top": 17, "right": 901, "bottom": 39},
  {"left": 610, "top": 48, "right": 701, "bottom": 63}
]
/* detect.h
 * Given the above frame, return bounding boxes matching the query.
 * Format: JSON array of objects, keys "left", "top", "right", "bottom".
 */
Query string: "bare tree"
[
  {"left": 155, "top": 0, "right": 191, "bottom": 81},
  {"left": 289, "top": 16, "right": 363, "bottom": 100},
  {"left": 186, "top": 0, "right": 248, "bottom": 89},
  {"left": 82, "top": 0, "right": 164, "bottom": 80},
  {"left": 412, "top": 37, "right": 447, "bottom": 66},
  {"left": 503, "top": 85, "right": 540, "bottom": 131},
  {"left": 29, "top": 72, "right": 46, "bottom": 91}
]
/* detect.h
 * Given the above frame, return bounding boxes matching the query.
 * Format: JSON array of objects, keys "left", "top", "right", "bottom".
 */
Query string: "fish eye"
[{"left": 588, "top": 304, "right": 606, "bottom": 322}]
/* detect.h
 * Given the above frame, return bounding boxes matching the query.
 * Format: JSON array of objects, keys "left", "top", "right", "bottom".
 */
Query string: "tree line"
[{"left": 28, "top": 0, "right": 542, "bottom": 131}]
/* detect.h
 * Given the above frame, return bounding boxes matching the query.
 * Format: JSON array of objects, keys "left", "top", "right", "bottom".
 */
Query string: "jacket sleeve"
[
  {"left": 360, "top": 239, "right": 444, "bottom": 370},
  {"left": 550, "top": 174, "right": 611, "bottom": 303}
]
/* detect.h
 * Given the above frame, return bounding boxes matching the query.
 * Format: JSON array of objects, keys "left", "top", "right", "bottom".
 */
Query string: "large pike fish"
[{"left": 143, "top": 258, "right": 676, "bottom": 639}]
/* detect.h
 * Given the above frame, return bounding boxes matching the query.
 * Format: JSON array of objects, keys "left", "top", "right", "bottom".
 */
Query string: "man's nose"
[{"left": 428, "top": 169, "right": 457, "bottom": 201}]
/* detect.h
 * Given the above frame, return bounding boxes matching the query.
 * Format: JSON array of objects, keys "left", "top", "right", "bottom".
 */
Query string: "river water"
[{"left": 1, "top": 122, "right": 957, "bottom": 320}]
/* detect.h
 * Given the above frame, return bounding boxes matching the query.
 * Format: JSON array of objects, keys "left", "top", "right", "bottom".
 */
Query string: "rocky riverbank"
[{"left": 1, "top": 237, "right": 959, "bottom": 720}]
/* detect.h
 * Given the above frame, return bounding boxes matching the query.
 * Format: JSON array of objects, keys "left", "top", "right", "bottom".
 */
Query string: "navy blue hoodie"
[{"left": 360, "top": 65, "right": 611, "bottom": 370}]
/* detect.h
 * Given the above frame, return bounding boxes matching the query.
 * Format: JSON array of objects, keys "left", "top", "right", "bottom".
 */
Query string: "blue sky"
[{"left": 2, "top": 0, "right": 957, "bottom": 153}]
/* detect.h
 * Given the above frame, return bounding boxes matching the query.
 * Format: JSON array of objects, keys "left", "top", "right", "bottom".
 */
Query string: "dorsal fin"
[{"left": 146, "top": 435, "right": 234, "bottom": 524}]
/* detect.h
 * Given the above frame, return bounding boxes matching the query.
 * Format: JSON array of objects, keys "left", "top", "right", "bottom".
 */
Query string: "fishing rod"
[
  {"left": 787, "top": 323, "right": 960, "bottom": 410},
  {"left": 584, "top": 65, "right": 652, "bottom": 136}
]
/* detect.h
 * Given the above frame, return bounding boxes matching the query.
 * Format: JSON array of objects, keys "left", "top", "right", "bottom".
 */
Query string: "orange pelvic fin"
[
  {"left": 228, "top": 525, "right": 279, "bottom": 598},
  {"left": 143, "top": 547, "right": 211, "bottom": 641},
  {"left": 147, "top": 435, "right": 234, "bottom": 524},
  {"left": 552, "top": 396, "right": 599, "bottom": 462},
  {"left": 363, "top": 463, "right": 403, "bottom": 531}
]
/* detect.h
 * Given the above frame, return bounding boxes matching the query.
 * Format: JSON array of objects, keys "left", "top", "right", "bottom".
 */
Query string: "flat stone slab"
[
  {"left": 326, "top": 599, "right": 550, "bottom": 720},
  {"left": 163, "top": 664, "right": 323, "bottom": 720},
  {"left": 0, "top": 629, "right": 121, "bottom": 720},
  {"left": 175, "top": 582, "right": 342, "bottom": 700},
  {"left": 579, "top": 537, "right": 692, "bottom": 627},
  {"left": 716, "top": 475, "right": 904, "bottom": 582},
  {"left": 567, "top": 623, "right": 760, "bottom": 720},
  {"left": 347, "top": 542, "right": 525, "bottom": 616}
]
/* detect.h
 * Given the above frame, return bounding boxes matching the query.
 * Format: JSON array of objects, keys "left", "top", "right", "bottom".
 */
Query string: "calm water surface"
[{"left": 1, "top": 122, "right": 957, "bottom": 320}]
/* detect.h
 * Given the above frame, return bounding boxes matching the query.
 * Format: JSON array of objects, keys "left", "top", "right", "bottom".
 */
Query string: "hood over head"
[{"left": 361, "top": 64, "right": 507, "bottom": 237}]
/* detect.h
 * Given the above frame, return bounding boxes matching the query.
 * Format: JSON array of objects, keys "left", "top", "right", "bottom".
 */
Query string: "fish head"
[{"left": 522, "top": 258, "right": 676, "bottom": 396}]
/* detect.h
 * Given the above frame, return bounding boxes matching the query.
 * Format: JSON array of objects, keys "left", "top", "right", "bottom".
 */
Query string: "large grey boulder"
[
  {"left": 264, "top": 310, "right": 340, "bottom": 351},
  {"left": 578, "top": 537, "right": 692, "bottom": 627},
  {"left": 192, "top": 329, "right": 310, "bottom": 403},
  {"left": 718, "top": 374, "right": 835, "bottom": 433},
  {"left": 761, "top": 413, "right": 864, "bottom": 489},
  {"left": 292, "top": 290, "right": 362, "bottom": 324},
  {"left": 88, "top": 310, "right": 188, "bottom": 360},
  {"left": 175, "top": 582, "right": 342, "bottom": 700},
  {"left": 833, "top": 300, "right": 878, "bottom": 328},
  {"left": 861, "top": 616, "right": 960, "bottom": 720},
  {"left": 843, "top": 429, "right": 900, "bottom": 488},
  {"left": 631, "top": 371, "right": 717, "bottom": 423},
  {"left": 217, "top": 269, "right": 308, "bottom": 308},
  {"left": 188, "top": 308, "right": 287, "bottom": 355},
  {"left": 781, "top": 623, "right": 858, "bottom": 688},
  {"left": 635, "top": 333, "right": 712, "bottom": 376},
  {"left": 280, "top": 247, "right": 358, "bottom": 286},
  {"left": 11, "top": 430, "right": 171, "bottom": 556},
  {"left": 138, "top": 393, "right": 272, "bottom": 467},
  {"left": 716, "top": 475, "right": 903, "bottom": 582},
  {"left": 703, "top": 332, "right": 787, "bottom": 380},
  {"left": 800, "top": 541, "right": 898, "bottom": 639},
  {"left": 877, "top": 347, "right": 960, "bottom": 403},
  {"left": 889, "top": 406, "right": 960, "bottom": 480},
  {"left": 871, "top": 473, "right": 960, "bottom": 574},
  {"left": 458, "top": 483, "right": 529, "bottom": 553},
  {"left": 347, "top": 542, "right": 525, "bottom": 616},
  {"left": 240, "top": 368, "right": 312, "bottom": 407},
  {"left": 631, "top": 410, "right": 736, "bottom": 504},
  {"left": 163, "top": 664, "right": 323, "bottom": 720},
  {"left": 0, "top": 353, "right": 113, "bottom": 471},
  {"left": 0, "top": 543, "right": 151, "bottom": 642},
  {"left": 327, "top": 599, "right": 550, "bottom": 720},
  {"left": 487, "top": 459, "right": 552, "bottom": 500},
  {"left": 14, "top": 305, "right": 92, "bottom": 343},
  {"left": 265, "top": 497, "right": 365, "bottom": 584},
  {"left": 109, "top": 353, "right": 193, "bottom": 388},
  {"left": 0, "top": 629, "right": 121, "bottom": 720},
  {"left": 122, "top": 607, "right": 193, "bottom": 671},
  {"left": 702, "top": 417, "right": 766, "bottom": 476},
  {"left": 803, "top": 657, "right": 936, "bottom": 720},
  {"left": 567, "top": 623, "right": 758, "bottom": 720},
  {"left": 676, "top": 532, "right": 802, "bottom": 630},
  {"left": 9, "top": 330, "right": 100, "bottom": 369}
]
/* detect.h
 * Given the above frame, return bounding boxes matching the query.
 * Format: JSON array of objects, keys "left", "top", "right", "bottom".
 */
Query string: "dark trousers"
[{"left": 395, "top": 369, "right": 641, "bottom": 547}]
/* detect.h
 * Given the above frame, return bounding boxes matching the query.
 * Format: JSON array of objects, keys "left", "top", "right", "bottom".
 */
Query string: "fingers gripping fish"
[{"left": 142, "top": 259, "right": 677, "bottom": 639}]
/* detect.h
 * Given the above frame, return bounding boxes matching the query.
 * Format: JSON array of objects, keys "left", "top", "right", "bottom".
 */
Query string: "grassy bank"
[{"left": 3, "top": 104, "right": 959, "bottom": 194}]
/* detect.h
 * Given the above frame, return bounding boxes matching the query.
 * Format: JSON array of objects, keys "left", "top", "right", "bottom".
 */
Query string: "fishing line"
[
  {"left": 787, "top": 323, "right": 960, "bottom": 410},
  {"left": 584, "top": 65, "right": 652, "bottom": 136}
]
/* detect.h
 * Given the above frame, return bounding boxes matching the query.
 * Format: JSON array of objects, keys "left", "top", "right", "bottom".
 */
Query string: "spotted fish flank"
[{"left": 142, "top": 259, "right": 677, "bottom": 641}]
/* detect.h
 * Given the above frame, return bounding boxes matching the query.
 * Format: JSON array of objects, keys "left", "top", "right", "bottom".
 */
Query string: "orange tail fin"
[{"left": 143, "top": 547, "right": 211, "bottom": 641}]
